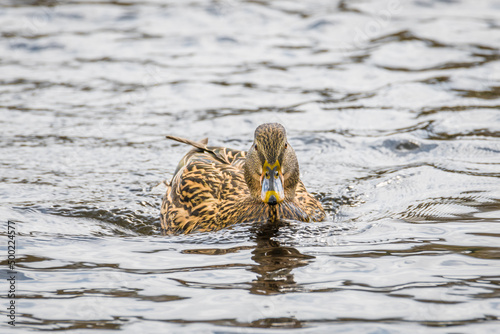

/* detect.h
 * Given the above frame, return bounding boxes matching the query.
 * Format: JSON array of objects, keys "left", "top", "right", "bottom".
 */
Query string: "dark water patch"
[
  {"left": 380, "top": 137, "right": 437, "bottom": 155},
  {"left": 182, "top": 245, "right": 254, "bottom": 256},
  {"left": 456, "top": 86, "right": 500, "bottom": 100},
  {"left": 0, "top": 269, "right": 33, "bottom": 281},
  {"left": 2, "top": 0, "right": 61, "bottom": 6},
  {"left": 46, "top": 206, "right": 160, "bottom": 235},
  {"left": 16, "top": 316, "right": 128, "bottom": 332},
  {"left": 9, "top": 41, "right": 64, "bottom": 52}
]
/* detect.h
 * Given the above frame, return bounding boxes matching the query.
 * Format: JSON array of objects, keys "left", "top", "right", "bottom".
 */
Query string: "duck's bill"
[{"left": 260, "top": 165, "right": 285, "bottom": 205}]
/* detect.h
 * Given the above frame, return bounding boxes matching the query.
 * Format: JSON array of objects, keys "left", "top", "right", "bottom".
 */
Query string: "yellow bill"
[{"left": 260, "top": 160, "right": 285, "bottom": 205}]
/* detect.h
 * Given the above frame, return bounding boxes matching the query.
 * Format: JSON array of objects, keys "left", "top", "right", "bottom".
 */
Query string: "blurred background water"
[{"left": 1, "top": 0, "right": 500, "bottom": 332}]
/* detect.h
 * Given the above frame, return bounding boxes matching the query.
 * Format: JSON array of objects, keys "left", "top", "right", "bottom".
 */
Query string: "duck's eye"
[
  {"left": 284, "top": 143, "right": 288, "bottom": 149},
  {"left": 254, "top": 144, "right": 258, "bottom": 151},
  {"left": 265, "top": 171, "right": 270, "bottom": 179}
]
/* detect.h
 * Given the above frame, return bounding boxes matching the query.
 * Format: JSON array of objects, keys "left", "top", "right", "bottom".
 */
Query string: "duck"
[{"left": 161, "top": 123, "right": 325, "bottom": 234}]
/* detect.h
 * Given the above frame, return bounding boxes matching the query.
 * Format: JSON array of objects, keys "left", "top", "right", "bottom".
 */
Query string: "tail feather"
[
  {"left": 166, "top": 135, "right": 232, "bottom": 164},
  {"left": 166, "top": 135, "right": 208, "bottom": 151}
]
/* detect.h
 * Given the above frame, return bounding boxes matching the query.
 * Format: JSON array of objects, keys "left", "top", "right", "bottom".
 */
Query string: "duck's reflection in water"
[
  {"left": 181, "top": 221, "right": 315, "bottom": 296},
  {"left": 248, "top": 221, "right": 315, "bottom": 295},
  {"left": 180, "top": 222, "right": 313, "bottom": 328}
]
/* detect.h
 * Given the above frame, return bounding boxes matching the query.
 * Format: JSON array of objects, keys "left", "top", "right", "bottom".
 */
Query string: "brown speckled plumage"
[{"left": 161, "top": 123, "right": 325, "bottom": 234}]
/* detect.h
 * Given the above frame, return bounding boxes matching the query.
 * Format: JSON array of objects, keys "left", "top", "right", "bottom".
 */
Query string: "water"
[{"left": 1, "top": 0, "right": 500, "bottom": 332}]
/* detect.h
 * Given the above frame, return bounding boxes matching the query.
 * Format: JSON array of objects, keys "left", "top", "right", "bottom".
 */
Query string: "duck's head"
[{"left": 244, "top": 123, "right": 299, "bottom": 205}]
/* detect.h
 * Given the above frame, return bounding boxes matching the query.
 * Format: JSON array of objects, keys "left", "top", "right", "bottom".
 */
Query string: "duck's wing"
[
  {"left": 162, "top": 135, "right": 251, "bottom": 233},
  {"left": 210, "top": 147, "right": 247, "bottom": 167},
  {"left": 161, "top": 157, "right": 249, "bottom": 234},
  {"left": 294, "top": 180, "right": 326, "bottom": 222},
  {"left": 161, "top": 159, "right": 222, "bottom": 234}
]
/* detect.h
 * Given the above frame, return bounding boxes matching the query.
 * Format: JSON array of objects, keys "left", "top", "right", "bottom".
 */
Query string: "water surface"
[{"left": 1, "top": 0, "right": 500, "bottom": 333}]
